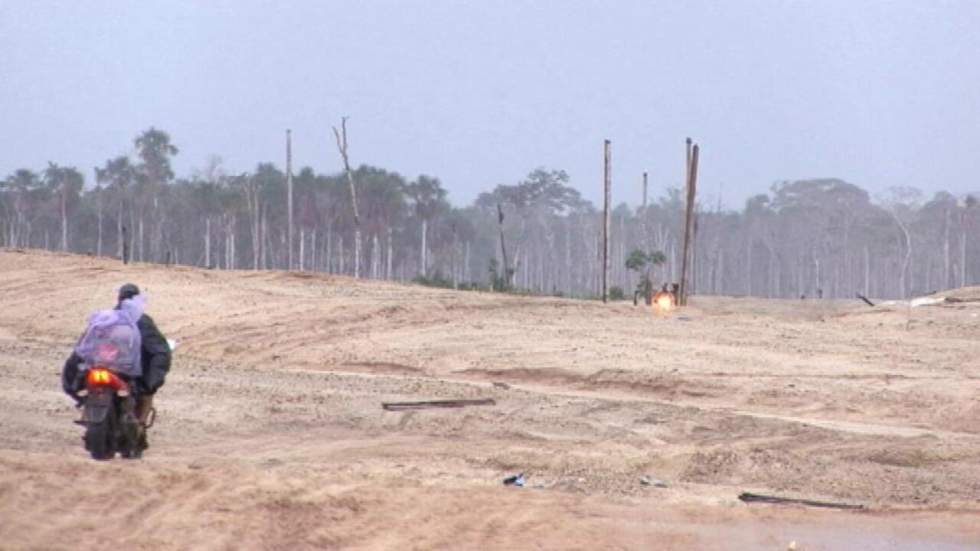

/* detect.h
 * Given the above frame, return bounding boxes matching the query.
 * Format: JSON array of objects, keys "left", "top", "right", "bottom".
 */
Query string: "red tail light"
[{"left": 86, "top": 368, "right": 127, "bottom": 392}]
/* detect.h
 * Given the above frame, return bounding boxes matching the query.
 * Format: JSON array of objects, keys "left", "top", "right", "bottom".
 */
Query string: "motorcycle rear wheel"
[{"left": 84, "top": 401, "right": 117, "bottom": 460}]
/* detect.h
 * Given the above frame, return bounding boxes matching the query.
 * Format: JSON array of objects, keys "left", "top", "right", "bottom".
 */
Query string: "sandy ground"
[{"left": 1, "top": 249, "right": 978, "bottom": 550}]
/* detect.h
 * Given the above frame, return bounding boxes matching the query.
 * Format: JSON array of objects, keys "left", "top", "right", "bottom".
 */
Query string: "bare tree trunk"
[
  {"left": 253, "top": 206, "right": 260, "bottom": 270},
  {"left": 679, "top": 140, "right": 699, "bottom": 305},
  {"left": 96, "top": 189, "right": 103, "bottom": 256},
  {"left": 864, "top": 245, "right": 870, "bottom": 298},
  {"left": 814, "top": 252, "right": 822, "bottom": 297},
  {"left": 387, "top": 226, "right": 394, "bottom": 280},
  {"left": 311, "top": 228, "right": 317, "bottom": 272},
  {"left": 332, "top": 118, "right": 361, "bottom": 278},
  {"left": 117, "top": 199, "right": 124, "bottom": 259},
  {"left": 564, "top": 221, "right": 572, "bottom": 295},
  {"left": 618, "top": 214, "right": 627, "bottom": 291},
  {"left": 128, "top": 208, "right": 136, "bottom": 260},
  {"left": 138, "top": 215, "right": 144, "bottom": 262},
  {"left": 338, "top": 236, "right": 345, "bottom": 274},
  {"left": 889, "top": 210, "right": 912, "bottom": 298},
  {"left": 745, "top": 237, "right": 752, "bottom": 296},
  {"left": 452, "top": 225, "right": 459, "bottom": 289},
  {"left": 152, "top": 195, "right": 163, "bottom": 263},
  {"left": 602, "top": 139, "right": 611, "bottom": 302},
  {"left": 60, "top": 186, "right": 68, "bottom": 251},
  {"left": 961, "top": 228, "right": 967, "bottom": 288},
  {"left": 944, "top": 206, "right": 951, "bottom": 290},
  {"left": 326, "top": 224, "right": 333, "bottom": 273},
  {"left": 496, "top": 203, "right": 511, "bottom": 288},
  {"left": 925, "top": 258, "right": 932, "bottom": 293},
  {"left": 286, "top": 129, "right": 294, "bottom": 270},
  {"left": 420, "top": 218, "right": 428, "bottom": 276},
  {"left": 223, "top": 224, "right": 230, "bottom": 269},
  {"left": 717, "top": 249, "right": 725, "bottom": 295},
  {"left": 229, "top": 217, "right": 236, "bottom": 269},
  {"left": 122, "top": 225, "right": 130, "bottom": 264},
  {"left": 205, "top": 217, "right": 211, "bottom": 268},
  {"left": 299, "top": 227, "right": 306, "bottom": 271},
  {"left": 372, "top": 233, "right": 380, "bottom": 279},
  {"left": 261, "top": 208, "right": 269, "bottom": 269},
  {"left": 244, "top": 180, "right": 261, "bottom": 270}
]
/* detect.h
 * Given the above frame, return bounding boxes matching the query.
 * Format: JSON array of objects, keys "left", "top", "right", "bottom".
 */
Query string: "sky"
[{"left": 1, "top": 1, "right": 978, "bottom": 209}]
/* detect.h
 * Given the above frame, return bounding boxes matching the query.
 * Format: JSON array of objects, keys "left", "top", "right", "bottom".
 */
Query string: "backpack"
[{"left": 74, "top": 295, "right": 144, "bottom": 377}]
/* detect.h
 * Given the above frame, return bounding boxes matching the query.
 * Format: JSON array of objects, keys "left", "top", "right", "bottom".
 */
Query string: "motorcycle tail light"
[{"left": 86, "top": 367, "right": 127, "bottom": 392}]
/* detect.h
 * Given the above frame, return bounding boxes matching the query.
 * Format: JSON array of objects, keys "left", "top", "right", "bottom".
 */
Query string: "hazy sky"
[{"left": 2, "top": 1, "right": 978, "bottom": 208}]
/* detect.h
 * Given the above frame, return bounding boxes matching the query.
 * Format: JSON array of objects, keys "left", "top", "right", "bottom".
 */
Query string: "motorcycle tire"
[{"left": 84, "top": 397, "right": 117, "bottom": 460}]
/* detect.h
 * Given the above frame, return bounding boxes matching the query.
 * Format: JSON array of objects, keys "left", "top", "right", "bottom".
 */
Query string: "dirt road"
[{"left": 1, "top": 250, "right": 978, "bottom": 549}]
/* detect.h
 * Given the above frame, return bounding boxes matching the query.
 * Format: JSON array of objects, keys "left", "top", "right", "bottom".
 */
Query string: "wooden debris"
[
  {"left": 382, "top": 398, "right": 496, "bottom": 411},
  {"left": 856, "top": 293, "right": 875, "bottom": 307},
  {"left": 738, "top": 492, "right": 864, "bottom": 510}
]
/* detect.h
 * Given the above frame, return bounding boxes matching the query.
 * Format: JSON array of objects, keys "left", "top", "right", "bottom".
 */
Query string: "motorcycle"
[
  {"left": 75, "top": 339, "right": 174, "bottom": 460},
  {"left": 76, "top": 366, "right": 144, "bottom": 460}
]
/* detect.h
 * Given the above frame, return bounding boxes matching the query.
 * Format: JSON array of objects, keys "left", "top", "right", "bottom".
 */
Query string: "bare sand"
[{"left": 1, "top": 250, "right": 978, "bottom": 549}]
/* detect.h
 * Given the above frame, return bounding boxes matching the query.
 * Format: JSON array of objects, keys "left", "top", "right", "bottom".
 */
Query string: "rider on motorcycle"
[{"left": 62, "top": 283, "right": 172, "bottom": 450}]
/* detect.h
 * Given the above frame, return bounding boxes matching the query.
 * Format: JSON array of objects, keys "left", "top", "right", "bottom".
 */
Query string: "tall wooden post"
[
  {"left": 680, "top": 140, "right": 699, "bottom": 305},
  {"left": 286, "top": 129, "right": 293, "bottom": 271},
  {"left": 603, "top": 139, "right": 611, "bottom": 303}
]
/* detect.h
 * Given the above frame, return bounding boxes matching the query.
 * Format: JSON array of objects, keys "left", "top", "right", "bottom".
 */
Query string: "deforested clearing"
[{"left": 1, "top": 250, "right": 978, "bottom": 550}]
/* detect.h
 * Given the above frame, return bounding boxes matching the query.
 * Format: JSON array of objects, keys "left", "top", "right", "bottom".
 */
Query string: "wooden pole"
[
  {"left": 286, "top": 129, "right": 293, "bottom": 271},
  {"left": 603, "top": 139, "right": 611, "bottom": 303},
  {"left": 679, "top": 141, "right": 699, "bottom": 305}
]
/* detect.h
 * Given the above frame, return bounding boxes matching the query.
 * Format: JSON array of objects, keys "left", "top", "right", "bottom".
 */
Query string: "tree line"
[{"left": 2, "top": 127, "right": 977, "bottom": 300}]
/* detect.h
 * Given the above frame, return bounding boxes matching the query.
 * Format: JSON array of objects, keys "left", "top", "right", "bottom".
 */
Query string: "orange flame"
[{"left": 653, "top": 292, "right": 675, "bottom": 313}]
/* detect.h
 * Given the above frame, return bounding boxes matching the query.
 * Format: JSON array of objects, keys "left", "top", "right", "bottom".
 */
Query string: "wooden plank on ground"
[
  {"left": 738, "top": 492, "right": 864, "bottom": 510},
  {"left": 381, "top": 399, "right": 496, "bottom": 411}
]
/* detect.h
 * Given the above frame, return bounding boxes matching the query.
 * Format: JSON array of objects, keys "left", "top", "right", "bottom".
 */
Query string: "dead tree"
[
  {"left": 122, "top": 225, "right": 130, "bottom": 264},
  {"left": 286, "top": 129, "right": 294, "bottom": 270},
  {"left": 95, "top": 183, "right": 104, "bottom": 257},
  {"left": 679, "top": 139, "right": 699, "bottom": 305},
  {"left": 496, "top": 203, "right": 511, "bottom": 288},
  {"left": 240, "top": 174, "right": 262, "bottom": 270},
  {"left": 602, "top": 139, "right": 611, "bottom": 303},
  {"left": 332, "top": 117, "right": 361, "bottom": 278}
]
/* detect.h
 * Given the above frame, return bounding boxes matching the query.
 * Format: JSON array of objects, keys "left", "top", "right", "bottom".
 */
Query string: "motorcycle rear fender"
[{"left": 81, "top": 390, "right": 113, "bottom": 424}]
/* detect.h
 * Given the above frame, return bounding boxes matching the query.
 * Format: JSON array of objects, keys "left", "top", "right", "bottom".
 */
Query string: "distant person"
[{"left": 62, "top": 283, "right": 172, "bottom": 452}]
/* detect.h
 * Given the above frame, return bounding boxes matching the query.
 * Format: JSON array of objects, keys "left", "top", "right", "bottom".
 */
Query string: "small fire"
[{"left": 654, "top": 292, "right": 675, "bottom": 313}]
